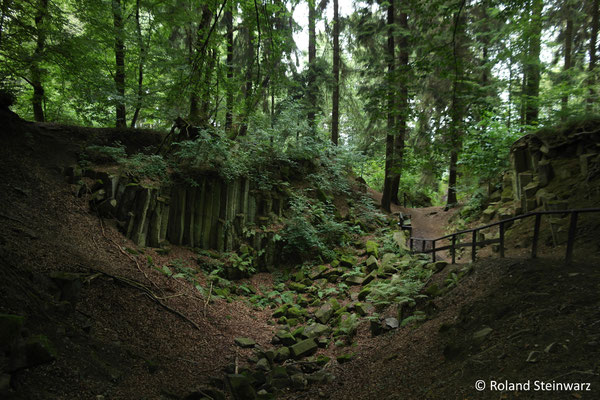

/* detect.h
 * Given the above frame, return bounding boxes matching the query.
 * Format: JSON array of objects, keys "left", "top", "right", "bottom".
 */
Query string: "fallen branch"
[
  {"left": 203, "top": 281, "right": 213, "bottom": 317},
  {"left": 89, "top": 267, "right": 201, "bottom": 331},
  {"left": 98, "top": 217, "right": 161, "bottom": 292}
]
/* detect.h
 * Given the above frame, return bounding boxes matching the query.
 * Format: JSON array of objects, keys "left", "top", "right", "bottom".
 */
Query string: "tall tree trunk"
[
  {"left": 225, "top": 2, "right": 234, "bottom": 132},
  {"left": 189, "top": 4, "right": 213, "bottom": 124},
  {"left": 381, "top": 0, "right": 395, "bottom": 212},
  {"left": 31, "top": 0, "right": 48, "bottom": 122},
  {"left": 130, "top": 0, "right": 145, "bottom": 128},
  {"left": 446, "top": 5, "right": 467, "bottom": 208},
  {"left": 588, "top": 0, "right": 599, "bottom": 108},
  {"left": 524, "top": 0, "right": 542, "bottom": 127},
  {"left": 238, "top": 24, "right": 254, "bottom": 137},
  {"left": 561, "top": 10, "right": 573, "bottom": 121},
  {"left": 112, "top": 0, "right": 126, "bottom": 128},
  {"left": 307, "top": 0, "right": 317, "bottom": 129},
  {"left": 390, "top": 8, "right": 409, "bottom": 205},
  {"left": 331, "top": 0, "right": 339, "bottom": 145},
  {"left": 199, "top": 48, "right": 217, "bottom": 125}
]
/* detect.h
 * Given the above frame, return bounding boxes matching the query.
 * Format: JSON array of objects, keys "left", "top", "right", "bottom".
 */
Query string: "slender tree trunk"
[
  {"left": 391, "top": 9, "right": 409, "bottom": 205},
  {"left": 588, "top": 0, "right": 599, "bottom": 108},
  {"left": 561, "top": 11, "right": 573, "bottom": 121},
  {"left": 381, "top": 0, "right": 395, "bottom": 212},
  {"left": 446, "top": 7, "right": 467, "bottom": 208},
  {"left": 307, "top": 0, "right": 317, "bottom": 129},
  {"left": 31, "top": 0, "right": 48, "bottom": 122},
  {"left": 524, "top": 0, "right": 542, "bottom": 127},
  {"left": 331, "top": 0, "right": 340, "bottom": 145},
  {"left": 238, "top": 25, "right": 254, "bottom": 137},
  {"left": 189, "top": 4, "right": 213, "bottom": 123},
  {"left": 225, "top": 2, "right": 234, "bottom": 132},
  {"left": 130, "top": 0, "right": 145, "bottom": 128},
  {"left": 199, "top": 48, "right": 216, "bottom": 125},
  {"left": 112, "top": 0, "right": 126, "bottom": 128}
]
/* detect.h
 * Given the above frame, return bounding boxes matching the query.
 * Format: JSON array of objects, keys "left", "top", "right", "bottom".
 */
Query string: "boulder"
[
  {"left": 226, "top": 374, "right": 256, "bottom": 400},
  {"left": 273, "top": 330, "right": 296, "bottom": 346},
  {"left": 365, "top": 255, "right": 379, "bottom": 271},
  {"left": 339, "top": 255, "right": 356, "bottom": 268},
  {"left": 288, "top": 282, "right": 307, "bottom": 293},
  {"left": 256, "top": 358, "right": 270, "bottom": 372},
  {"left": 235, "top": 337, "right": 256, "bottom": 348},
  {"left": 290, "top": 373, "right": 307, "bottom": 390},
  {"left": 314, "top": 304, "right": 334, "bottom": 324},
  {"left": 384, "top": 317, "right": 399, "bottom": 329},
  {"left": 336, "top": 353, "right": 354, "bottom": 364},
  {"left": 0, "top": 314, "right": 24, "bottom": 350},
  {"left": 482, "top": 206, "right": 496, "bottom": 222},
  {"left": 290, "top": 339, "right": 318, "bottom": 359},
  {"left": 344, "top": 275, "right": 364, "bottom": 286},
  {"left": 274, "top": 347, "right": 290, "bottom": 362},
  {"left": 303, "top": 323, "right": 331, "bottom": 338},
  {"left": 365, "top": 240, "right": 378, "bottom": 258}
]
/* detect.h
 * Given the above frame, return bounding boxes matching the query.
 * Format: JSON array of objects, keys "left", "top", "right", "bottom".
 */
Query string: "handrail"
[{"left": 409, "top": 208, "right": 600, "bottom": 264}]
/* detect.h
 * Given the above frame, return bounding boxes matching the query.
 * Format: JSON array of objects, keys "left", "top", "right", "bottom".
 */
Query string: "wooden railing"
[{"left": 409, "top": 208, "right": 600, "bottom": 264}]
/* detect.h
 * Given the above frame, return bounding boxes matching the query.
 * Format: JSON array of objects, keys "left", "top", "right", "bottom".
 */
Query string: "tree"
[
  {"left": 381, "top": 0, "right": 395, "bottom": 212},
  {"left": 331, "top": 0, "right": 340, "bottom": 145},
  {"left": 588, "top": 0, "right": 599, "bottom": 108},
  {"left": 112, "top": 0, "right": 126, "bottom": 127},
  {"left": 390, "top": 5, "right": 409, "bottom": 205},
  {"left": 523, "top": 0, "right": 543, "bottom": 126}
]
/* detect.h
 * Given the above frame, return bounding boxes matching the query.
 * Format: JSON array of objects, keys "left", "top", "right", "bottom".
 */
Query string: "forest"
[
  {"left": 2, "top": 0, "right": 599, "bottom": 206},
  {"left": 1, "top": 0, "right": 600, "bottom": 399}
]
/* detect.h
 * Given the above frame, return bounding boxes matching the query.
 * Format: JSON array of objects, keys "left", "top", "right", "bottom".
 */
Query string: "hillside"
[{"left": 1, "top": 111, "right": 599, "bottom": 400}]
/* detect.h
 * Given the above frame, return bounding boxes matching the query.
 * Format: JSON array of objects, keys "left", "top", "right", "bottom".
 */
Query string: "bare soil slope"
[{"left": 0, "top": 116, "right": 274, "bottom": 399}]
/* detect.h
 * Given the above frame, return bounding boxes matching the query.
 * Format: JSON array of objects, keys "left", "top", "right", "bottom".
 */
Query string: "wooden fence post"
[
  {"left": 432, "top": 240, "right": 436, "bottom": 262},
  {"left": 532, "top": 214, "right": 541, "bottom": 259},
  {"left": 451, "top": 234, "right": 456, "bottom": 264},
  {"left": 472, "top": 229, "right": 477, "bottom": 262},
  {"left": 565, "top": 211, "right": 578, "bottom": 263},
  {"left": 499, "top": 221, "right": 505, "bottom": 258},
  {"left": 410, "top": 238, "right": 413, "bottom": 252}
]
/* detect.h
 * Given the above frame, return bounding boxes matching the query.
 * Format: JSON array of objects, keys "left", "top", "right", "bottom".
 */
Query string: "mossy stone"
[
  {"left": 288, "top": 282, "right": 307, "bottom": 293},
  {"left": 340, "top": 255, "right": 356, "bottom": 267},
  {"left": 234, "top": 337, "right": 256, "bottom": 348},
  {"left": 365, "top": 240, "right": 378, "bottom": 258},
  {"left": 290, "top": 338, "right": 318, "bottom": 359},
  {"left": 0, "top": 314, "right": 24, "bottom": 350},
  {"left": 24, "top": 335, "right": 57, "bottom": 366},
  {"left": 336, "top": 353, "right": 354, "bottom": 364},
  {"left": 226, "top": 374, "right": 257, "bottom": 400}
]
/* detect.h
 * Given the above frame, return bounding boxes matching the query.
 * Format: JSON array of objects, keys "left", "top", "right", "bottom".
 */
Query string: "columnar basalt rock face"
[
  {"left": 74, "top": 168, "right": 285, "bottom": 267},
  {"left": 506, "top": 125, "right": 600, "bottom": 214}
]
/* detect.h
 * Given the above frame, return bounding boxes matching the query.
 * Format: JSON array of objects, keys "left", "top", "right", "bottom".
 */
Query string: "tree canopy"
[{"left": 1, "top": 0, "right": 598, "bottom": 206}]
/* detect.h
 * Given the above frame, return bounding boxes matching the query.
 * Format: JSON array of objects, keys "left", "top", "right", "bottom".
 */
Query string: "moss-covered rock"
[
  {"left": 0, "top": 314, "right": 24, "bottom": 350},
  {"left": 226, "top": 374, "right": 257, "bottom": 400},
  {"left": 314, "top": 303, "right": 333, "bottom": 324},
  {"left": 365, "top": 240, "right": 378, "bottom": 258},
  {"left": 290, "top": 338, "right": 318, "bottom": 359},
  {"left": 234, "top": 337, "right": 256, "bottom": 348},
  {"left": 339, "top": 255, "right": 356, "bottom": 268}
]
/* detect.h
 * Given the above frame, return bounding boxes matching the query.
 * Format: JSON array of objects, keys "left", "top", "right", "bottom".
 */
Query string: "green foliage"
[
  {"left": 83, "top": 143, "right": 167, "bottom": 180},
  {"left": 281, "top": 192, "right": 355, "bottom": 261},
  {"left": 459, "top": 113, "right": 521, "bottom": 184},
  {"left": 366, "top": 261, "right": 432, "bottom": 308}
]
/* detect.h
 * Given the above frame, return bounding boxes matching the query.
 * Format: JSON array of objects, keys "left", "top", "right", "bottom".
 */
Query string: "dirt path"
[{"left": 368, "top": 189, "right": 458, "bottom": 256}]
